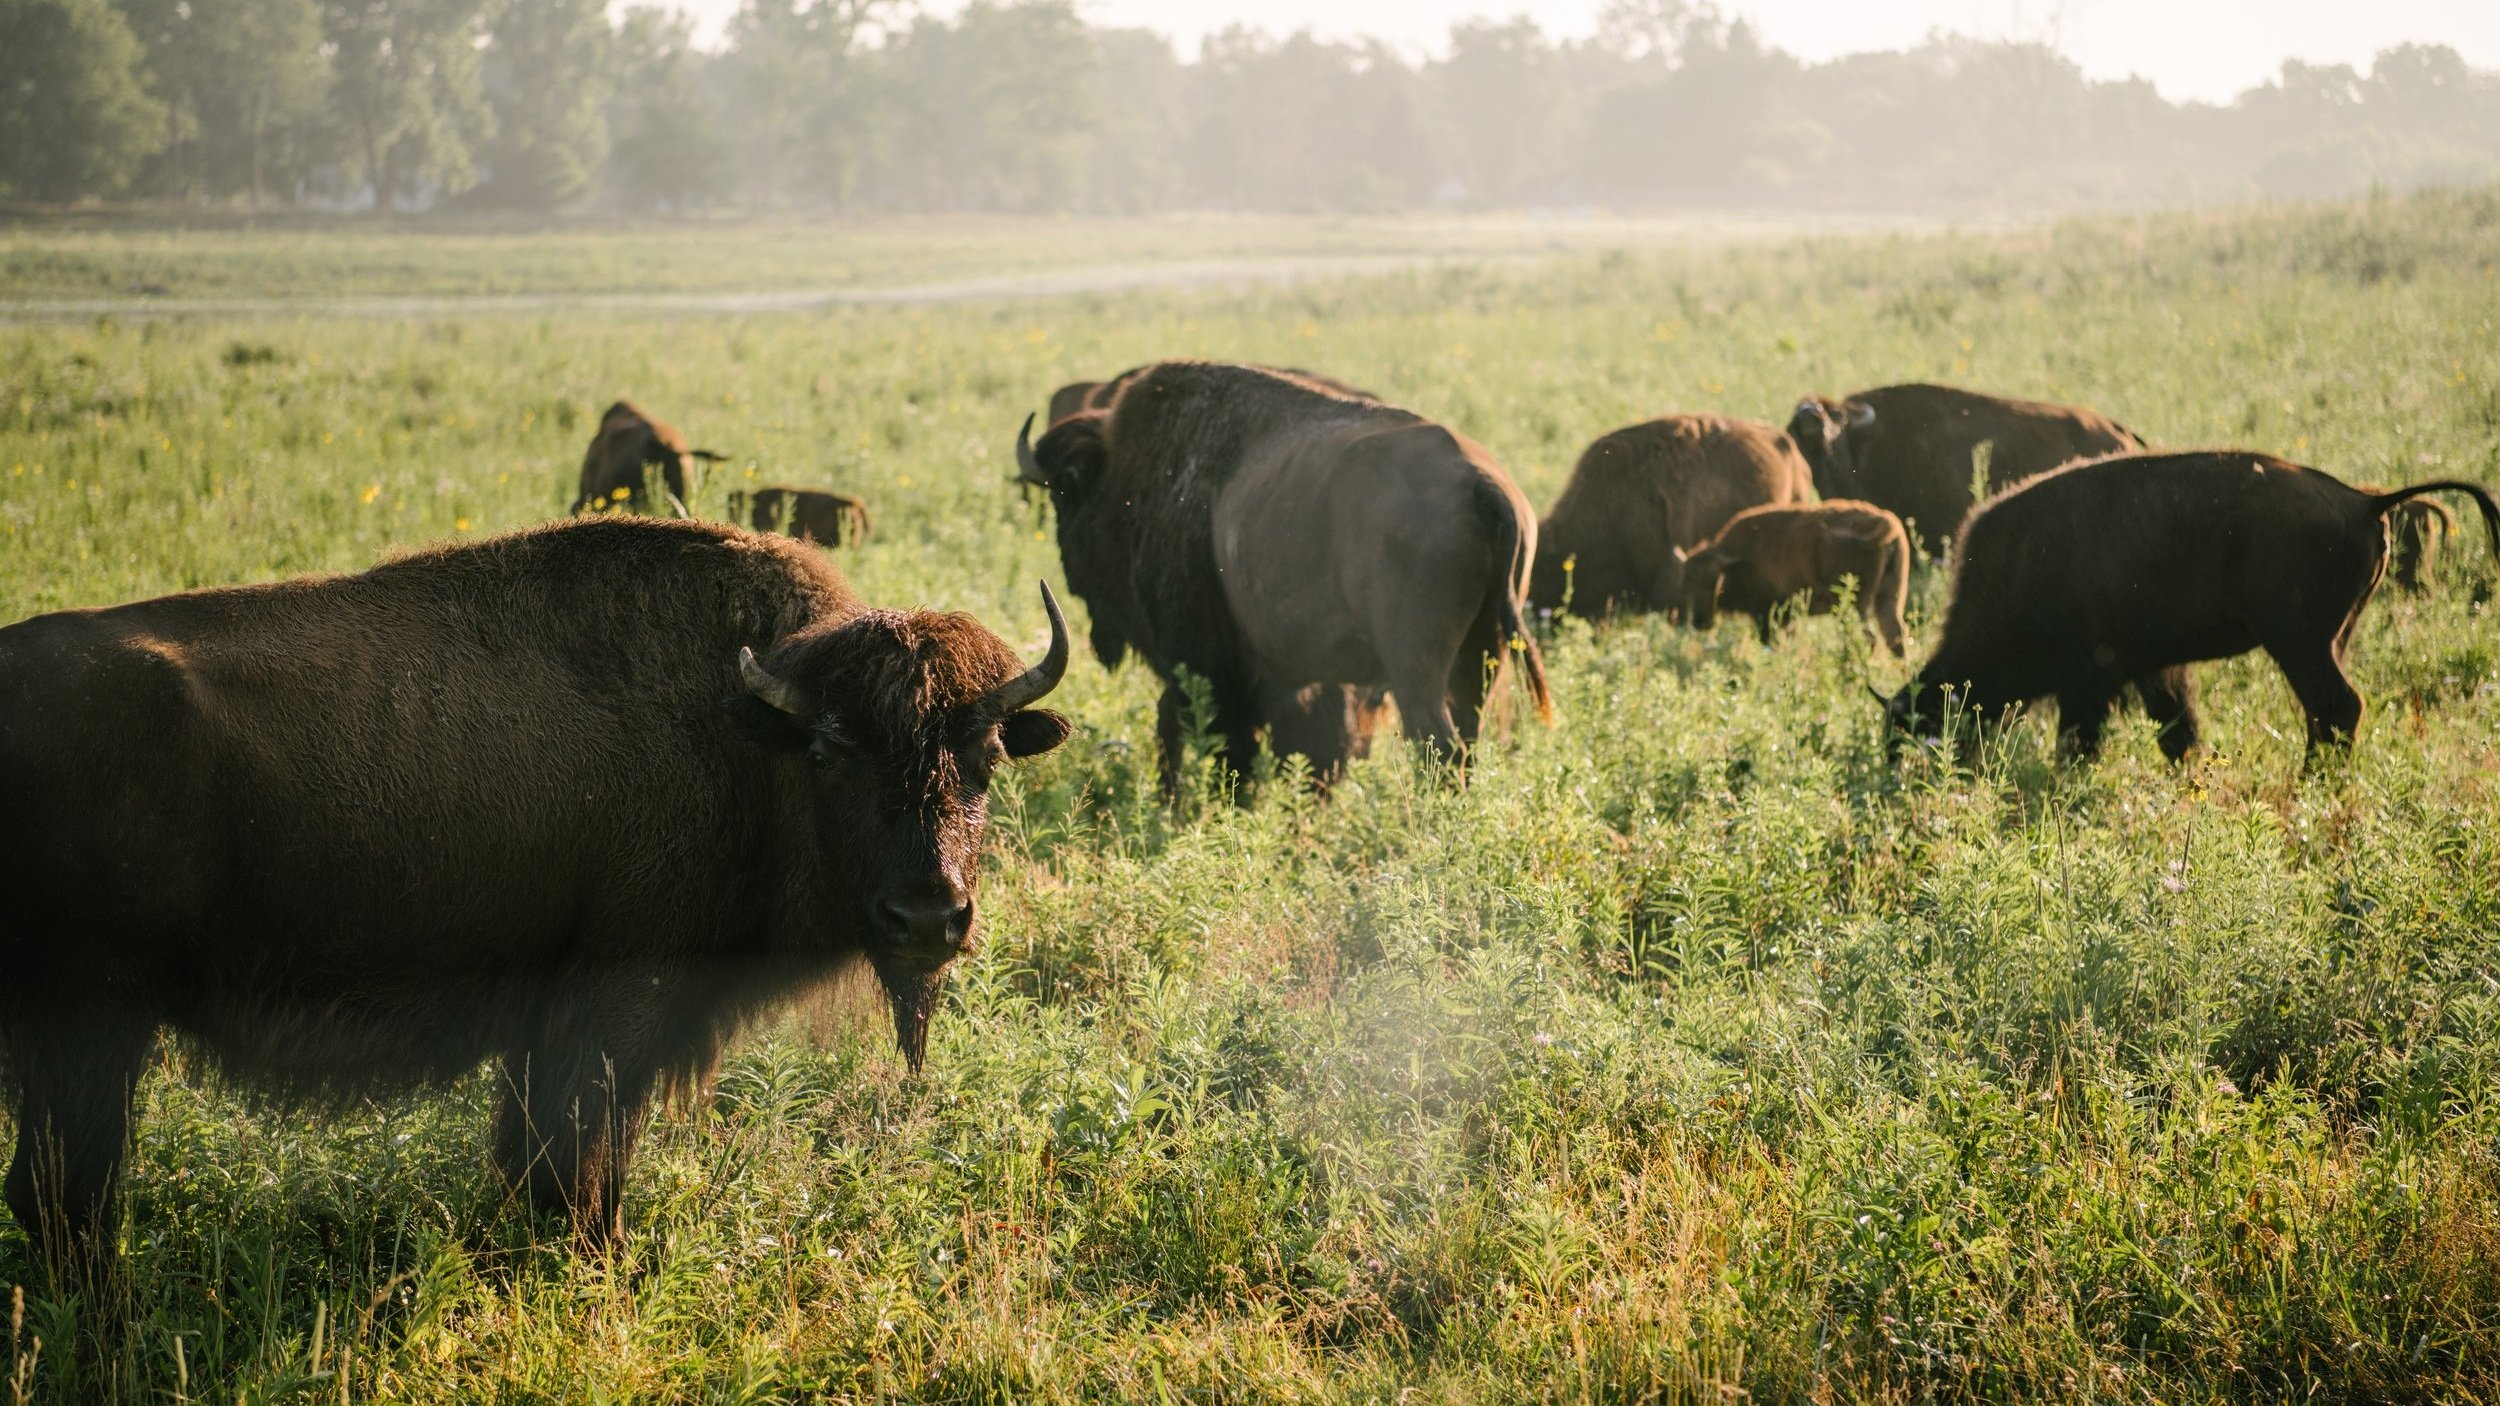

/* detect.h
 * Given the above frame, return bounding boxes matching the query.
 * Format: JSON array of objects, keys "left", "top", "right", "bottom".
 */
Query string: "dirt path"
[{"left": 0, "top": 251, "right": 1515, "bottom": 323}]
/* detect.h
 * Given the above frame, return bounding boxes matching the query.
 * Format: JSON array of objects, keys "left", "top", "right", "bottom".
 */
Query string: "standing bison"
[
  {"left": 1528, "top": 415, "right": 1814, "bottom": 619},
  {"left": 2380, "top": 494, "right": 2456, "bottom": 593},
  {"left": 0, "top": 518, "right": 1070, "bottom": 1278},
  {"left": 1016, "top": 360, "right": 1549, "bottom": 789},
  {"left": 730, "top": 486, "right": 874, "bottom": 548},
  {"left": 571, "top": 401, "right": 726, "bottom": 516},
  {"left": 1882, "top": 452, "right": 2499, "bottom": 761},
  {"left": 1045, "top": 366, "right": 1373, "bottom": 428},
  {"left": 1680, "top": 501, "right": 1911, "bottom": 657},
  {"left": 1788, "top": 384, "right": 2142, "bottom": 556}
]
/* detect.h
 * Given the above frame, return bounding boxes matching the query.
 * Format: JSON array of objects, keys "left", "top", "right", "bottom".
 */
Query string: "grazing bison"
[
  {"left": 1680, "top": 501, "right": 1911, "bottom": 657},
  {"left": 1044, "top": 366, "right": 1373, "bottom": 427},
  {"left": 0, "top": 518, "right": 1070, "bottom": 1279},
  {"left": 571, "top": 401, "right": 726, "bottom": 516},
  {"left": 1528, "top": 415, "right": 1813, "bottom": 619},
  {"left": 730, "top": 486, "right": 874, "bottom": 548},
  {"left": 1015, "top": 360, "right": 1548, "bottom": 789},
  {"left": 1882, "top": 452, "right": 2500, "bottom": 761},
  {"left": 1788, "top": 384, "right": 2142, "bottom": 556}
]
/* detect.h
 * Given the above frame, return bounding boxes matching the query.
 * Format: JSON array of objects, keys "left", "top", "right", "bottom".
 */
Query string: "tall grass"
[{"left": 4, "top": 186, "right": 2500, "bottom": 1401}]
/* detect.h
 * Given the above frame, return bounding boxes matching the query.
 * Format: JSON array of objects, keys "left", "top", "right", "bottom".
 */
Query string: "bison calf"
[
  {"left": 1680, "top": 501, "right": 1910, "bottom": 657},
  {"left": 1883, "top": 452, "right": 2499, "bottom": 761},
  {"left": 571, "top": 401, "right": 725, "bottom": 516},
  {"left": 730, "top": 486, "right": 873, "bottom": 548},
  {"left": 0, "top": 518, "right": 1071, "bottom": 1281},
  {"left": 1530, "top": 414, "right": 1813, "bottom": 619}
]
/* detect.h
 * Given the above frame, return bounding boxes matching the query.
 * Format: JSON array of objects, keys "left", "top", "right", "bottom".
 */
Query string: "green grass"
[{"left": 6, "top": 186, "right": 2500, "bottom": 1401}]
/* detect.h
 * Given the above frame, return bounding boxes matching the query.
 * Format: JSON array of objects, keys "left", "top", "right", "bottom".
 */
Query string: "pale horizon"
[{"left": 621, "top": 0, "right": 2500, "bottom": 105}]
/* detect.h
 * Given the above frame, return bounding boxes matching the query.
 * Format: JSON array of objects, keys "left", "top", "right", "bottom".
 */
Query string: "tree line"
[{"left": 4, "top": 0, "right": 2496, "bottom": 214}]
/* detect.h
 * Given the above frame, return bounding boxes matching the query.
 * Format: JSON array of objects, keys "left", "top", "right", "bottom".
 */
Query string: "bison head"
[
  {"left": 1788, "top": 396, "right": 1876, "bottom": 501},
  {"left": 729, "top": 583, "right": 1072, "bottom": 1067},
  {"left": 1677, "top": 546, "right": 1729, "bottom": 630},
  {"left": 1015, "top": 411, "right": 1133, "bottom": 669}
]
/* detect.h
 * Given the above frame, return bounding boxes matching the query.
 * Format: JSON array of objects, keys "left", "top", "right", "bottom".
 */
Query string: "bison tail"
[
  {"left": 1498, "top": 593, "right": 1556, "bottom": 727},
  {"left": 2370, "top": 480, "right": 2500, "bottom": 562}
]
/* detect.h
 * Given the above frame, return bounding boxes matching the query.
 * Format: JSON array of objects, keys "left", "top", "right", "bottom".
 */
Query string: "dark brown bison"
[
  {"left": 1788, "top": 384, "right": 2142, "bottom": 556},
  {"left": 0, "top": 518, "right": 1070, "bottom": 1279},
  {"left": 571, "top": 401, "right": 726, "bottom": 516},
  {"left": 1680, "top": 501, "right": 1911, "bottom": 657},
  {"left": 1014, "top": 360, "right": 1548, "bottom": 789},
  {"left": 1528, "top": 415, "right": 1814, "bottom": 618},
  {"left": 729, "top": 486, "right": 874, "bottom": 548},
  {"left": 1044, "top": 366, "right": 1373, "bottom": 427},
  {"left": 1882, "top": 452, "right": 2499, "bottom": 761}
]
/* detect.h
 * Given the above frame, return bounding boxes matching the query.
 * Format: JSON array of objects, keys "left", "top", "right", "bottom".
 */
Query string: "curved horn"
[
  {"left": 1014, "top": 412, "right": 1050, "bottom": 485},
  {"left": 978, "top": 581, "right": 1070, "bottom": 719},
  {"left": 1846, "top": 400, "right": 1877, "bottom": 429},
  {"left": 1865, "top": 683, "right": 1890, "bottom": 706},
  {"left": 740, "top": 646, "right": 806, "bottom": 717}
]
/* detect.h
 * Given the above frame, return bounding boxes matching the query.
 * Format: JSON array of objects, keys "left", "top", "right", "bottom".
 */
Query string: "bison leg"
[
  {"left": 2266, "top": 640, "right": 2366, "bottom": 752},
  {"left": 2132, "top": 668, "right": 2204, "bottom": 763},
  {"left": 1262, "top": 683, "right": 1372, "bottom": 787},
  {"left": 3, "top": 1003, "right": 155, "bottom": 1289},
  {"left": 2054, "top": 680, "right": 2120, "bottom": 760},
  {"left": 492, "top": 1043, "right": 655, "bottom": 1248}
]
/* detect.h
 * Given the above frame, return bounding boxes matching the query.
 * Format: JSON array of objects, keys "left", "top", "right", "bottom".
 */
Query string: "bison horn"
[
  {"left": 1865, "top": 684, "right": 1890, "bottom": 706},
  {"left": 1013, "top": 412, "right": 1050, "bottom": 485},
  {"left": 977, "top": 581, "right": 1070, "bottom": 720},
  {"left": 739, "top": 646, "right": 807, "bottom": 717},
  {"left": 1846, "top": 401, "right": 1877, "bottom": 429}
]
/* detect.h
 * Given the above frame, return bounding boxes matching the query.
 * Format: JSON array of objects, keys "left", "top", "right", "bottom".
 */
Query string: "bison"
[
  {"left": 571, "top": 401, "right": 726, "bottom": 516},
  {"left": 1679, "top": 501, "right": 1911, "bottom": 657},
  {"left": 1045, "top": 366, "right": 1374, "bottom": 429},
  {"left": 1015, "top": 360, "right": 1548, "bottom": 789},
  {"left": 2377, "top": 492, "right": 2456, "bottom": 594},
  {"left": 1881, "top": 452, "right": 2499, "bottom": 761},
  {"left": 730, "top": 486, "right": 874, "bottom": 548},
  {"left": 1528, "top": 415, "right": 1814, "bottom": 619},
  {"left": 1788, "top": 384, "right": 2142, "bottom": 556},
  {"left": 0, "top": 518, "right": 1070, "bottom": 1280}
]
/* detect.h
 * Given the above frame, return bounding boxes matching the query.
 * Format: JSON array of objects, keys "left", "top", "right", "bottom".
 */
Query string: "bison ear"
[
  {"left": 722, "top": 693, "right": 812, "bottom": 751},
  {"left": 1001, "top": 708, "right": 1072, "bottom": 760}
]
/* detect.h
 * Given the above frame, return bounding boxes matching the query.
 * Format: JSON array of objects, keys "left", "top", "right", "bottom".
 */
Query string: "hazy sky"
[{"left": 633, "top": 0, "right": 2500, "bottom": 104}]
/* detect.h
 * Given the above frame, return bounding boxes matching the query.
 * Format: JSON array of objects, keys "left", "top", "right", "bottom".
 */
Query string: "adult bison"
[
  {"left": 1015, "top": 360, "right": 1548, "bottom": 789},
  {"left": 1044, "top": 366, "right": 1373, "bottom": 427},
  {"left": 1680, "top": 501, "right": 1911, "bottom": 657},
  {"left": 1882, "top": 452, "right": 2499, "bottom": 761},
  {"left": 0, "top": 518, "right": 1070, "bottom": 1279},
  {"left": 730, "top": 485, "right": 874, "bottom": 548},
  {"left": 1788, "top": 384, "right": 2142, "bottom": 556},
  {"left": 1529, "top": 414, "right": 1814, "bottom": 618},
  {"left": 571, "top": 401, "right": 726, "bottom": 516}
]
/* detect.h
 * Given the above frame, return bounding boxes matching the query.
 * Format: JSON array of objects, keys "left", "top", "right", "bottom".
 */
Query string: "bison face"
[
  {"left": 1789, "top": 396, "right": 1874, "bottom": 500},
  {"left": 1679, "top": 549, "right": 1728, "bottom": 630},
  {"left": 730, "top": 584, "right": 1072, "bottom": 1067}
]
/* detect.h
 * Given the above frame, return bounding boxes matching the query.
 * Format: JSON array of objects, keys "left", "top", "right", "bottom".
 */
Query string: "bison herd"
[{"left": 1, "top": 356, "right": 2493, "bottom": 1290}]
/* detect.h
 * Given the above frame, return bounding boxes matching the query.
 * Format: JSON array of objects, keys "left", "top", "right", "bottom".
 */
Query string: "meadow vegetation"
[{"left": 4, "top": 186, "right": 2500, "bottom": 1401}]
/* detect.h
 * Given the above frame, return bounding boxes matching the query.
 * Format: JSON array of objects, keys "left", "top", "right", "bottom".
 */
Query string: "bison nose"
[{"left": 879, "top": 892, "right": 972, "bottom": 950}]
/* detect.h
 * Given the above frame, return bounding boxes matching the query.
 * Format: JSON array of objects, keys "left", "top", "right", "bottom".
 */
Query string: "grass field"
[{"left": 4, "top": 187, "right": 2500, "bottom": 1401}]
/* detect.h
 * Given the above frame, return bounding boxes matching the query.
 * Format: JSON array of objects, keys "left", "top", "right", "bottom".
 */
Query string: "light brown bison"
[
  {"left": 1789, "top": 384, "right": 2142, "bottom": 556},
  {"left": 1015, "top": 360, "right": 1549, "bottom": 790},
  {"left": 1680, "top": 501, "right": 1911, "bottom": 657},
  {"left": 1528, "top": 415, "right": 1814, "bottom": 619},
  {"left": 0, "top": 518, "right": 1070, "bottom": 1279},
  {"left": 571, "top": 401, "right": 726, "bottom": 516},
  {"left": 1883, "top": 452, "right": 2499, "bottom": 761},
  {"left": 730, "top": 486, "right": 874, "bottom": 548}
]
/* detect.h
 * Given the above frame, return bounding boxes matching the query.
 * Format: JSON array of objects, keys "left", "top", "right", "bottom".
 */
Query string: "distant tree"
[
  {"left": 886, "top": 1, "right": 1093, "bottom": 212},
  {"left": 475, "top": 0, "right": 611, "bottom": 209},
  {"left": 607, "top": 6, "right": 734, "bottom": 211},
  {"left": 318, "top": 0, "right": 495, "bottom": 209},
  {"left": 118, "top": 0, "right": 329, "bottom": 203},
  {"left": 1429, "top": 17, "right": 1563, "bottom": 204},
  {"left": 1082, "top": 26, "right": 1185, "bottom": 212},
  {"left": 0, "top": 0, "right": 167, "bottom": 200}
]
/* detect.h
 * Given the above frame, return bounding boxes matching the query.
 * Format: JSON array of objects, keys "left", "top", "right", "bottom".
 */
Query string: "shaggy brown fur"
[
  {"left": 1680, "top": 501, "right": 1911, "bottom": 657},
  {"left": 1789, "top": 384, "right": 2142, "bottom": 556},
  {"left": 730, "top": 486, "right": 873, "bottom": 548},
  {"left": 1529, "top": 415, "right": 1814, "bottom": 618},
  {"left": 1884, "top": 451, "right": 2500, "bottom": 761},
  {"left": 1046, "top": 366, "right": 1373, "bottom": 427},
  {"left": 570, "top": 401, "right": 725, "bottom": 516},
  {"left": 1018, "top": 360, "right": 1546, "bottom": 791},
  {"left": 0, "top": 517, "right": 1070, "bottom": 1280}
]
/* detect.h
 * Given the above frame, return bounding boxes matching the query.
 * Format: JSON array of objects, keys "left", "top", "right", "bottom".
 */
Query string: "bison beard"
[
  {"left": 0, "top": 517, "right": 1070, "bottom": 1280},
  {"left": 1883, "top": 452, "right": 2500, "bottom": 761}
]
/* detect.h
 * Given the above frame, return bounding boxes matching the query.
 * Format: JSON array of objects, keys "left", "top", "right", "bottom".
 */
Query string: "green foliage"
[
  {"left": 0, "top": 0, "right": 166, "bottom": 201},
  {"left": 5, "top": 190, "right": 2500, "bottom": 1398},
  {"left": 470, "top": 0, "right": 612, "bottom": 212}
]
